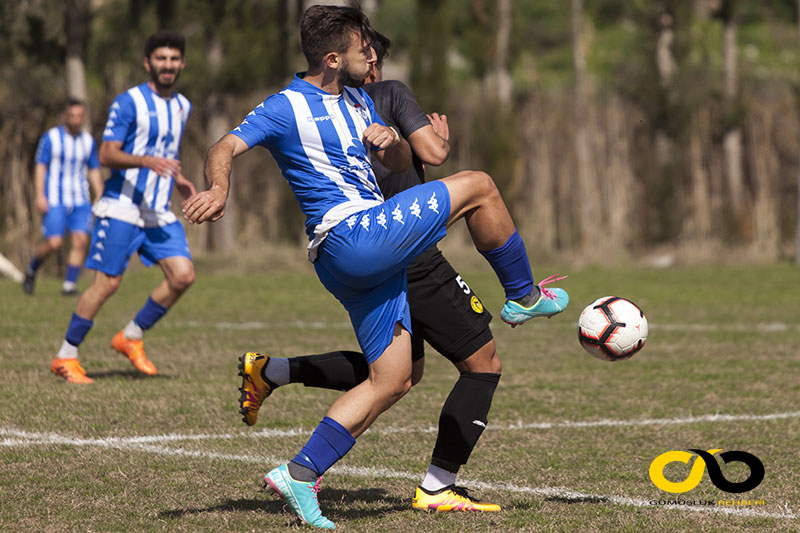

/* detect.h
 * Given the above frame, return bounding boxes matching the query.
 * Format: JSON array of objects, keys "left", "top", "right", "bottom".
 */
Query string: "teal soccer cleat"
[
  {"left": 264, "top": 464, "right": 335, "bottom": 530},
  {"left": 501, "top": 274, "right": 569, "bottom": 326}
]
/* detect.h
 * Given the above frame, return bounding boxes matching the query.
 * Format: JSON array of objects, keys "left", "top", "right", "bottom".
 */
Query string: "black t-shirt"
[{"left": 363, "top": 80, "right": 431, "bottom": 199}]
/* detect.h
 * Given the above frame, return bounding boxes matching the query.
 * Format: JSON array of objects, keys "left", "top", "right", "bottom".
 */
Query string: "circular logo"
[{"left": 470, "top": 295, "right": 484, "bottom": 314}]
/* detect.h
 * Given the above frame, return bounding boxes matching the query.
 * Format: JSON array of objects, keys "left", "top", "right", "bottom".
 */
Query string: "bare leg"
[
  {"left": 67, "top": 232, "right": 89, "bottom": 268},
  {"left": 75, "top": 270, "right": 123, "bottom": 319},
  {"left": 325, "top": 323, "right": 413, "bottom": 438},
  {"left": 442, "top": 171, "right": 516, "bottom": 251},
  {"left": 151, "top": 256, "right": 195, "bottom": 307}
]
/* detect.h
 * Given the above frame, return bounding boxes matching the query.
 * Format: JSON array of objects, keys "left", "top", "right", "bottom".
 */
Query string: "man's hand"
[
  {"left": 143, "top": 155, "right": 181, "bottom": 177},
  {"left": 174, "top": 172, "right": 197, "bottom": 202},
  {"left": 35, "top": 195, "right": 48, "bottom": 215},
  {"left": 427, "top": 113, "right": 449, "bottom": 142},
  {"left": 363, "top": 123, "right": 399, "bottom": 150},
  {"left": 182, "top": 186, "right": 226, "bottom": 224}
]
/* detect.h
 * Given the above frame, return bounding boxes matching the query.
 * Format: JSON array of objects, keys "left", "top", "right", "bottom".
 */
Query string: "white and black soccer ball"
[{"left": 577, "top": 297, "right": 648, "bottom": 361}]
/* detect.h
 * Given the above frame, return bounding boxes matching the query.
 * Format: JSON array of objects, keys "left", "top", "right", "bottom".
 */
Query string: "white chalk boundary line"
[
  {"left": 2, "top": 410, "right": 798, "bottom": 521},
  {"left": 173, "top": 320, "right": 800, "bottom": 333},
  {"left": 0, "top": 432, "right": 795, "bottom": 521}
]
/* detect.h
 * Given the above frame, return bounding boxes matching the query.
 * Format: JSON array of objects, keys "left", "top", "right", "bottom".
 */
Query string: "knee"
[
  {"left": 97, "top": 274, "right": 122, "bottom": 296},
  {"left": 457, "top": 340, "right": 502, "bottom": 374},
  {"left": 468, "top": 171, "right": 498, "bottom": 197},
  {"left": 47, "top": 237, "right": 64, "bottom": 250},
  {"left": 169, "top": 266, "right": 195, "bottom": 292},
  {"left": 387, "top": 375, "right": 413, "bottom": 402}
]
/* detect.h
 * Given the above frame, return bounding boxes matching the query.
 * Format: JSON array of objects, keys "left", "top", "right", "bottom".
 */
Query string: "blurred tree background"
[{"left": 2, "top": 0, "right": 800, "bottom": 267}]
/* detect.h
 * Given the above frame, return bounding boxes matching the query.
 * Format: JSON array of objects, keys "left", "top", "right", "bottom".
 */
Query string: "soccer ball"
[{"left": 577, "top": 297, "right": 648, "bottom": 361}]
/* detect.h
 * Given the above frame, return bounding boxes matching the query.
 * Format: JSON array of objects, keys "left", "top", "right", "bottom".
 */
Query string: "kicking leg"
[{"left": 442, "top": 171, "right": 568, "bottom": 325}]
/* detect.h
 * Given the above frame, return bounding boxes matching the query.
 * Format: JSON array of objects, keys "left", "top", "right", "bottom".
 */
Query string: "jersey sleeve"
[
  {"left": 34, "top": 133, "right": 51, "bottom": 165},
  {"left": 102, "top": 93, "right": 136, "bottom": 142},
  {"left": 230, "top": 94, "right": 292, "bottom": 149},
  {"left": 387, "top": 81, "right": 430, "bottom": 139},
  {"left": 87, "top": 138, "right": 100, "bottom": 169}
]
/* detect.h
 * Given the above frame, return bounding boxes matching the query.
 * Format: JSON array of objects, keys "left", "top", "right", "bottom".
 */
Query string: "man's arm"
[
  {"left": 407, "top": 112, "right": 450, "bottom": 166},
  {"left": 33, "top": 163, "right": 48, "bottom": 215},
  {"left": 99, "top": 141, "right": 181, "bottom": 177},
  {"left": 364, "top": 124, "right": 411, "bottom": 173},
  {"left": 87, "top": 168, "right": 103, "bottom": 201},
  {"left": 182, "top": 133, "right": 250, "bottom": 224}
]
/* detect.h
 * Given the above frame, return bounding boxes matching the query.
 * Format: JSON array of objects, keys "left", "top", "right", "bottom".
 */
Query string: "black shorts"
[{"left": 406, "top": 246, "right": 494, "bottom": 364}]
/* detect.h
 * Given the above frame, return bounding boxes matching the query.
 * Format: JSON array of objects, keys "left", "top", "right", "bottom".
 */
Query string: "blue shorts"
[
  {"left": 85, "top": 217, "right": 191, "bottom": 276},
  {"left": 315, "top": 180, "right": 451, "bottom": 363},
  {"left": 42, "top": 204, "right": 92, "bottom": 238}
]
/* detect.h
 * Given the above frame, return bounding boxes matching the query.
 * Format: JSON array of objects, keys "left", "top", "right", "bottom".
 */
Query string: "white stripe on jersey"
[
  {"left": 62, "top": 133, "right": 76, "bottom": 207},
  {"left": 283, "top": 89, "right": 364, "bottom": 203},
  {"left": 323, "top": 90, "right": 382, "bottom": 201},
  {"left": 46, "top": 129, "right": 62, "bottom": 206}
]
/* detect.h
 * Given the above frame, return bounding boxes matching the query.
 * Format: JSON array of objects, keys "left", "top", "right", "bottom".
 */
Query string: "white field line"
[
  {"left": 173, "top": 320, "right": 800, "bottom": 333},
  {"left": 0, "top": 428, "right": 795, "bottom": 521},
  {"left": 3, "top": 411, "right": 796, "bottom": 446}
]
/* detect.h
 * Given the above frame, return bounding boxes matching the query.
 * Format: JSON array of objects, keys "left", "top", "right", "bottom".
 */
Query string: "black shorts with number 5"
[{"left": 406, "top": 246, "right": 494, "bottom": 364}]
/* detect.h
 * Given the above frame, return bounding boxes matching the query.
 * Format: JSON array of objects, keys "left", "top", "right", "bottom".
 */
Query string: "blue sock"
[
  {"left": 65, "top": 265, "right": 81, "bottom": 283},
  {"left": 65, "top": 313, "right": 93, "bottom": 347},
  {"left": 479, "top": 230, "right": 534, "bottom": 300},
  {"left": 292, "top": 416, "right": 356, "bottom": 477},
  {"left": 28, "top": 257, "right": 42, "bottom": 273},
  {"left": 134, "top": 297, "right": 168, "bottom": 331}
]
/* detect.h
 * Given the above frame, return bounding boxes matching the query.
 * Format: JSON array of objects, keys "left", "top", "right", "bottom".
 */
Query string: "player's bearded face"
[
  {"left": 146, "top": 47, "right": 185, "bottom": 90},
  {"left": 338, "top": 34, "right": 375, "bottom": 88}
]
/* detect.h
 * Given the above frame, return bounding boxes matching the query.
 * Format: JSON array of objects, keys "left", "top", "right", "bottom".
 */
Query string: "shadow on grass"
[
  {"left": 158, "top": 487, "right": 407, "bottom": 521},
  {"left": 86, "top": 369, "right": 173, "bottom": 380},
  {"left": 544, "top": 495, "right": 612, "bottom": 505}
]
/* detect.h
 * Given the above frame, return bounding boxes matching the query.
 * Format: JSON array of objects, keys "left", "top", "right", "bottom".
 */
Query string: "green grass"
[{"left": 1, "top": 259, "right": 798, "bottom": 532}]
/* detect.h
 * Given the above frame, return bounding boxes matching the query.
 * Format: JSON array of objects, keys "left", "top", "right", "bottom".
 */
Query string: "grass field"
[{"left": 1, "top": 256, "right": 798, "bottom": 532}]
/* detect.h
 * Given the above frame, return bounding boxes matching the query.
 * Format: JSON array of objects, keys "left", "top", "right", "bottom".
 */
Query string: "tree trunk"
[
  {"left": 65, "top": 0, "right": 89, "bottom": 104},
  {"left": 685, "top": 108, "right": 713, "bottom": 240},
  {"left": 796, "top": 0, "right": 800, "bottom": 263},
  {"left": 204, "top": 34, "right": 237, "bottom": 255},
  {"left": 721, "top": 0, "right": 747, "bottom": 235},
  {"left": 571, "top": 0, "right": 599, "bottom": 252},
  {"left": 746, "top": 106, "right": 780, "bottom": 259}
]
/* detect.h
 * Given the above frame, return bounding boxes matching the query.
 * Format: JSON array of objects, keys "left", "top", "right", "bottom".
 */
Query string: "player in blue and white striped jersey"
[
  {"left": 184, "top": 5, "right": 567, "bottom": 529},
  {"left": 23, "top": 99, "right": 103, "bottom": 296},
  {"left": 52, "top": 31, "right": 197, "bottom": 385}
]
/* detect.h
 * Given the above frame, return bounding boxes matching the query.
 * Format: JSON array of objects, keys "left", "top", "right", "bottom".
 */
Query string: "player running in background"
[
  {"left": 183, "top": 5, "right": 567, "bottom": 529},
  {"left": 23, "top": 99, "right": 103, "bottom": 296},
  {"left": 51, "top": 31, "right": 196, "bottom": 384},
  {"left": 237, "top": 31, "right": 526, "bottom": 514}
]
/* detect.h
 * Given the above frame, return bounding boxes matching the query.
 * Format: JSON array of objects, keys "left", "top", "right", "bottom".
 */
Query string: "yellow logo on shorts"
[{"left": 470, "top": 295, "right": 484, "bottom": 314}]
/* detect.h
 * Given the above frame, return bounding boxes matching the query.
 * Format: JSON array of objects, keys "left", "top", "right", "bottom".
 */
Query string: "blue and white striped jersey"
[
  {"left": 35, "top": 126, "right": 99, "bottom": 208},
  {"left": 94, "top": 82, "right": 191, "bottom": 227},
  {"left": 231, "top": 74, "right": 385, "bottom": 255}
]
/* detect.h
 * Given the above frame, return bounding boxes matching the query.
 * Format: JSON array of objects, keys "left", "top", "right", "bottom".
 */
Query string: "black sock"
[
  {"left": 288, "top": 460, "right": 319, "bottom": 482},
  {"left": 430, "top": 372, "right": 501, "bottom": 472},
  {"left": 288, "top": 351, "right": 368, "bottom": 391}
]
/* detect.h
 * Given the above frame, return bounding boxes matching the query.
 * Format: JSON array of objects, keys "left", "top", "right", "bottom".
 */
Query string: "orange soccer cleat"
[
  {"left": 111, "top": 330, "right": 158, "bottom": 375},
  {"left": 51, "top": 357, "right": 94, "bottom": 384}
]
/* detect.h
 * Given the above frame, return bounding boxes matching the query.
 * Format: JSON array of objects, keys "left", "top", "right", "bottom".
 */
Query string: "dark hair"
[
  {"left": 65, "top": 98, "right": 86, "bottom": 109},
  {"left": 371, "top": 31, "right": 391, "bottom": 68},
  {"left": 300, "top": 4, "right": 375, "bottom": 68},
  {"left": 144, "top": 30, "right": 185, "bottom": 58}
]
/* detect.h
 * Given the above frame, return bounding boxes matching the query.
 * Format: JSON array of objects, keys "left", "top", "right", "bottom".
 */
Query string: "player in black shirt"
[{"left": 240, "top": 32, "right": 502, "bottom": 512}]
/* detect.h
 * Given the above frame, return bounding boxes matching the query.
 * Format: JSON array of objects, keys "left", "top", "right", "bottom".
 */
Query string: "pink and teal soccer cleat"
[
  {"left": 263, "top": 464, "right": 335, "bottom": 529},
  {"left": 501, "top": 274, "right": 569, "bottom": 326}
]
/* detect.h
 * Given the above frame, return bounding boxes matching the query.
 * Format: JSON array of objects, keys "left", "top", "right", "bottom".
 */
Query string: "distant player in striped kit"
[
  {"left": 52, "top": 31, "right": 197, "bottom": 384},
  {"left": 23, "top": 99, "right": 103, "bottom": 296}
]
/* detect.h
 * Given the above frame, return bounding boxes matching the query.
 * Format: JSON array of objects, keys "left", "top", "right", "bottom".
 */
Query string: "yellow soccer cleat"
[
  {"left": 111, "top": 330, "right": 157, "bottom": 375},
  {"left": 412, "top": 485, "right": 501, "bottom": 512},
  {"left": 238, "top": 352, "right": 275, "bottom": 426},
  {"left": 51, "top": 357, "right": 94, "bottom": 384}
]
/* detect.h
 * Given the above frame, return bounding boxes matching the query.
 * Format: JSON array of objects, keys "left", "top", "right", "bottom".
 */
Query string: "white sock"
[
  {"left": 420, "top": 464, "right": 457, "bottom": 492},
  {"left": 57, "top": 340, "right": 79, "bottom": 359},
  {"left": 264, "top": 357, "right": 290, "bottom": 386},
  {"left": 123, "top": 320, "right": 143, "bottom": 340},
  {"left": 62, "top": 281, "right": 77, "bottom": 291}
]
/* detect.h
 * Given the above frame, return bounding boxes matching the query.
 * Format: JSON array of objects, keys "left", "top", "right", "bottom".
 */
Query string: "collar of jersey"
[
  {"left": 139, "top": 81, "right": 176, "bottom": 101},
  {"left": 292, "top": 72, "right": 346, "bottom": 100}
]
